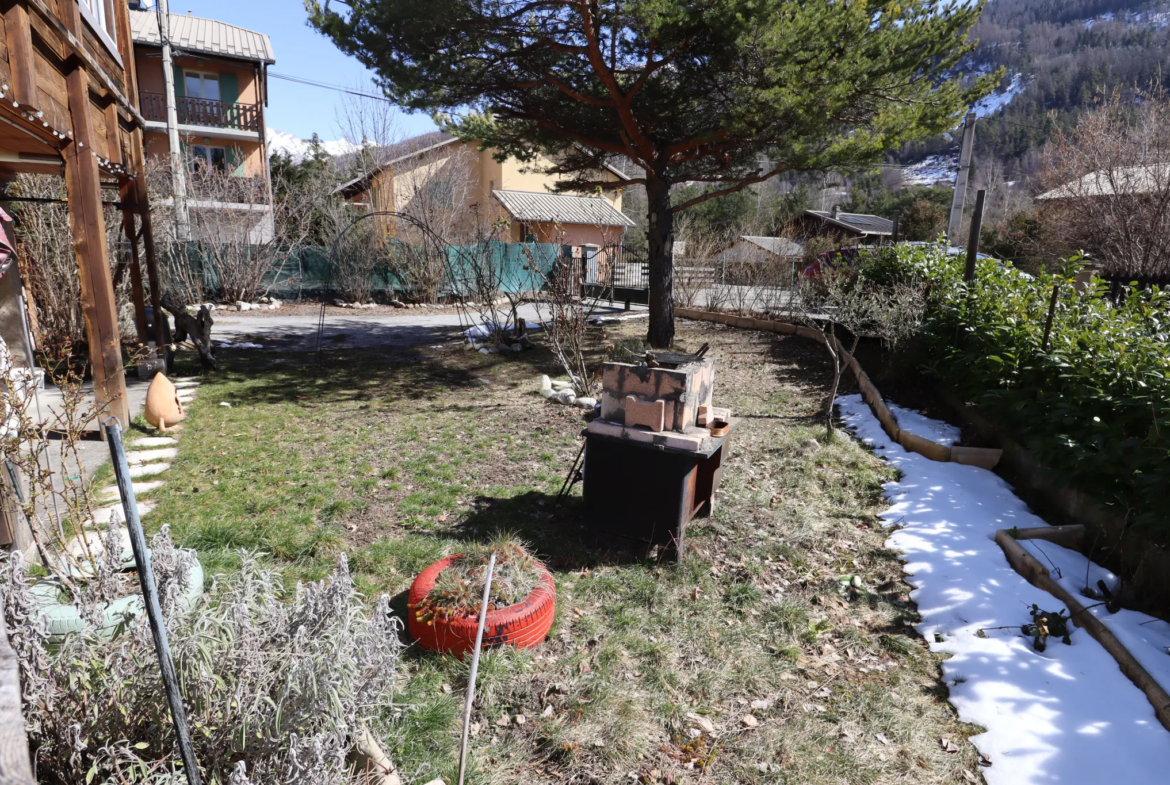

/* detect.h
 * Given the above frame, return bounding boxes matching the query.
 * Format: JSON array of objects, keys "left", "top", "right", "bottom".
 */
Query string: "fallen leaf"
[
  {"left": 542, "top": 704, "right": 554, "bottom": 717},
  {"left": 572, "top": 607, "right": 585, "bottom": 618},
  {"left": 750, "top": 698, "right": 773, "bottom": 711},
  {"left": 940, "top": 737, "right": 960, "bottom": 754},
  {"left": 685, "top": 713, "right": 716, "bottom": 734},
  {"left": 742, "top": 715, "right": 759, "bottom": 728},
  {"left": 875, "top": 733, "right": 891, "bottom": 745},
  {"left": 437, "top": 514, "right": 448, "bottom": 522},
  {"left": 962, "top": 770, "right": 978, "bottom": 783},
  {"left": 496, "top": 714, "right": 511, "bottom": 727},
  {"left": 593, "top": 739, "right": 606, "bottom": 748},
  {"left": 515, "top": 714, "right": 527, "bottom": 725},
  {"left": 979, "top": 754, "right": 993, "bottom": 767}
]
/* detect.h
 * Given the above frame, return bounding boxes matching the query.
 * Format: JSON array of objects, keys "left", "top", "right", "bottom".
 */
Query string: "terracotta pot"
[
  {"left": 408, "top": 555, "right": 556, "bottom": 657},
  {"left": 144, "top": 374, "right": 185, "bottom": 431},
  {"left": 708, "top": 419, "right": 730, "bottom": 437}
]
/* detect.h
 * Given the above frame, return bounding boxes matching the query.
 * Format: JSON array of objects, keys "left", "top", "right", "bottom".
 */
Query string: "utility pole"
[
  {"left": 157, "top": 0, "right": 191, "bottom": 242},
  {"left": 947, "top": 112, "right": 976, "bottom": 246}
]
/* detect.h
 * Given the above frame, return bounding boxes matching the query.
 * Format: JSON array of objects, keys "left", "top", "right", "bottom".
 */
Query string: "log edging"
[{"left": 674, "top": 307, "right": 1002, "bottom": 469}]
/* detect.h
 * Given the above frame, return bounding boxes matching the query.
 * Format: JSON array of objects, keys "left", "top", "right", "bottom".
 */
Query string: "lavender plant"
[{"left": 1, "top": 545, "right": 403, "bottom": 784}]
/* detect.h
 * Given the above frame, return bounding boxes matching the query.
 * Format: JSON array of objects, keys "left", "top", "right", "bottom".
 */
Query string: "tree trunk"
[{"left": 645, "top": 177, "right": 675, "bottom": 349}]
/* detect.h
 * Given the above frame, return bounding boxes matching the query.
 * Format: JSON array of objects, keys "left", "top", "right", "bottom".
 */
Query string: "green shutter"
[
  {"left": 227, "top": 146, "right": 245, "bottom": 178},
  {"left": 218, "top": 73, "right": 239, "bottom": 129},
  {"left": 218, "top": 73, "right": 238, "bottom": 106},
  {"left": 173, "top": 66, "right": 184, "bottom": 97}
]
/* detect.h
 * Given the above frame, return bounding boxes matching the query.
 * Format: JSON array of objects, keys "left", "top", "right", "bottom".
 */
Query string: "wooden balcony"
[{"left": 140, "top": 92, "right": 262, "bottom": 133}]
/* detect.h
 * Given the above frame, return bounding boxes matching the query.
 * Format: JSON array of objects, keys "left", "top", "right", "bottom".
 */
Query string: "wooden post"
[
  {"left": 120, "top": 181, "right": 149, "bottom": 344},
  {"left": 61, "top": 0, "right": 128, "bottom": 428},
  {"left": 963, "top": 189, "right": 986, "bottom": 283},
  {"left": 891, "top": 215, "right": 900, "bottom": 245},
  {"left": 131, "top": 148, "right": 168, "bottom": 351},
  {"left": 2, "top": 3, "right": 36, "bottom": 106}
]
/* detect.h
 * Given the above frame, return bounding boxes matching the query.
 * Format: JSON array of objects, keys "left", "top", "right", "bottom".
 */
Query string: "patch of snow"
[
  {"left": 463, "top": 321, "right": 541, "bottom": 339},
  {"left": 901, "top": 154, "right": 959, "bottom": 187},
  {"left": 837, "top": 393, "right": 1170, "bottom": 784},
  {"left": 266, "top": 128, "right": 359, "bottom": 162},
  {"left": 974, "top": 72, "right": 1027, "bottom": 117}
]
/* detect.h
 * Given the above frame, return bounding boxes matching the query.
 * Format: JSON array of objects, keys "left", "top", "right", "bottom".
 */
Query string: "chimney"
[{"left": 831, "top": 204, "right": 841, "bottom": 220}]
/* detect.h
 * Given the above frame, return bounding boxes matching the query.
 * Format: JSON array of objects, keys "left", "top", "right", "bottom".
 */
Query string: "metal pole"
[
  {"left": 104, "top": 423, "right": 202, "bottom": 785},
  {"left": 157, "top": 0, "right": 191, "bottom": 242},
  {"left": 963, "top": 189, "right": 986, "bottom": 283},
  {"left": 947, "top": 112, "right": 977, "bottom": 245},
  {"left": 457, "top": 551, "right": 497, "bottom": 785}
]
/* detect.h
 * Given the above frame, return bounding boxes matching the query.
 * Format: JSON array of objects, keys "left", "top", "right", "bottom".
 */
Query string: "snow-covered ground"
[
  {"left": 1085, "top": 8, "right": 1170, "bottom": 30},
  {"left": 901, "top": 154, "right": 959, "bottom": 187},
  {"left": 837, "top": 394, "right": 1170, "bottom": 785},
  {"left": 975, "top": 72, "right": 1028, "bottom": 117},
  {"left": 266, "top": 128, "right": 358, "bottom": 161}
]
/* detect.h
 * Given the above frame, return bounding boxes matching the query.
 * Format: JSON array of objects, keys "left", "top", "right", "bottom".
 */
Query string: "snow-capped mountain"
[{"left": 266, "top": 128, "right": 358, "bottom": 162}]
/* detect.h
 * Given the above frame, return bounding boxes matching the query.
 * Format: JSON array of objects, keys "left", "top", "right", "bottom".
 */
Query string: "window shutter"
[
  {"left": 227, "top": 146, "right": 246, "bottom": 178},
  {"left": 173, "top": 66, "right": 184, "bottom": 98},
  {"left": 218, "top": 73, "right": 239, "bottom": 129},
  {"left": 219, "top": 73, "right": 239, "bottom": 106}
]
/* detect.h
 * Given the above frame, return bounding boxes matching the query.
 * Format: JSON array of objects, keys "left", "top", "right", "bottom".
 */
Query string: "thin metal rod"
[
  {"left": 104, "top": 422, "right": 202, "bottom": 785},
  {"left": 457, "top": 551, "right": 497, "bottom": 785}
]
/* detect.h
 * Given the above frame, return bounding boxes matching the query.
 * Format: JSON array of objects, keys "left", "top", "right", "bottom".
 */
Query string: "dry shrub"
[
  {"left": 415, "top": 538, "right": 543, "bottom": 622},
  {"left": 1038, "top": 86, "right": 1170, "bottom": 278},
  {"left": 10, "top": 174, "right": 137, "bottom": 354},
  {"left": 2, "top": 548, "right": 403, "bottom": 785}
]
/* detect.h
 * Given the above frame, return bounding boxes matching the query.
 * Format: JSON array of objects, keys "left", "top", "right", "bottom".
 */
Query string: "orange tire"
[{"left": 407, "top": 555, "right": 557, "bottom": 657}]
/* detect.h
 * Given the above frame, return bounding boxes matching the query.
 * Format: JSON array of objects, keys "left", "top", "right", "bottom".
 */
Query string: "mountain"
[
  {"left": 897, "top": 0, "right": 1170, "bottom": 181},
  {"left": 266, "top": 128, "right": 359, "bottom": 162}
]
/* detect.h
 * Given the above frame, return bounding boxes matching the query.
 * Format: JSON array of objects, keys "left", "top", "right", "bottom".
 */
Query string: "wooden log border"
[
  {"left": 673, "top": 307, "right": 1003, "bottom": 469},
  {"left": 995, "top": 527, "right": 1170, "bottom": 734}
]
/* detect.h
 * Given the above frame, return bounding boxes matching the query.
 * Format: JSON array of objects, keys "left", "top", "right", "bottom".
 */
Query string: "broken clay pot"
[
  {"left": 708, "top": 419, "right": 730, "bottom": 438},
  {"left": 144, "top": 374, "right": 185, "bottom": 432}
]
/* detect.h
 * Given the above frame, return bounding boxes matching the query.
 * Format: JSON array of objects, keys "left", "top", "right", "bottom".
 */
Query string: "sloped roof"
[
  {"left": 741, "top": 235, "right": 803, "bottom": 257},
  {"left": 804, "top": 210, "right": 893, "bottom": 236},
  {"left": 334, "top": 133, "right": 458, "bottom": 197},
  {"left": 130, "top": 10, "right": 275, "bottom": 63},
  {"left": 1036, "top": 164, "right": 1170, "bottom": 200},
  {"left": 493, "top": 190, "right": 635, "bottom": 227}
]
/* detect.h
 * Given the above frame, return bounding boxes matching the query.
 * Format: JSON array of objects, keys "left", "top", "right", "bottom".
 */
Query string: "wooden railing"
[{"left": 140, "top": 92, "right": 262, "bottom": 133}]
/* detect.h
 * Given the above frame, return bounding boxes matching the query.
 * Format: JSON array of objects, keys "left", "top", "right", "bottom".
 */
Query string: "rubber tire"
[
  {"left": 408, "top": 554, "right": 556, "bottom": 657},
  {"left": 30, "top": 548, "right": 205, "bottom": 642}
]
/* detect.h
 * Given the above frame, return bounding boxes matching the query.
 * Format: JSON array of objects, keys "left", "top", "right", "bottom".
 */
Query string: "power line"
[{"left": 268, "top": 72, "right": 393, "bottom": 103}]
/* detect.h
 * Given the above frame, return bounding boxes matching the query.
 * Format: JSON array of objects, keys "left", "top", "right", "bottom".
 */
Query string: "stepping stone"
[
  {"left": 125, "top": 448, "right": 177, "bottom": 464},
  {"left": 129, "top": 462, "right": 170, "bottom": 478},
  {"left": 178, "top": 392, "right": 197, "bottom": 401},
  {"left": 133, "top": 436, "right": 177, "bottom": 448},
  {"left": 91, "top": 500, "right": 156, "bottom": 525},
  {"left": 172, "top": 376, "right": 201, "bottom": 382},
  {"left": 63, "top": 526, "right": 131, "bottom": 563},
  {"left": 99, "top": 480, "right": 164, "bottom": 500},
  {"left": 173, "top": 381, "right": 201, "bottom": 389}
]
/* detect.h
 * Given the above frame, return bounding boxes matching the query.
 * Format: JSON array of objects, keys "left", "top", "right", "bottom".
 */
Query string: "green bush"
[{"left": 861, "top": 243, "right": 1170, "bottom": 538}]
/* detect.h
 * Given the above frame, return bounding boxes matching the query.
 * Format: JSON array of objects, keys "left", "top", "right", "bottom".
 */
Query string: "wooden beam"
[
  {"left": 129, "top": 133, "right": 166, "bottom": 351},
  {"left": 2, "top": 2, "right": 37, "bottom": 106},
  {"left": 120, "top": 181, "right": 147, "bottom": 343},
  {"left": 103, "top": 103, "right": 122, "bottom": 167},
  {"left": 24, "top": 0, "right": 145, "bottom": 127},
  {"left": 61, "top": 0, "right": 127, "bottom": 428}
]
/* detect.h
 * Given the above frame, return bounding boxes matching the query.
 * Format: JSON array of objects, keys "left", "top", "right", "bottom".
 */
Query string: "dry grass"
[{"left": 144, "top": 316, "right": 986, "bottom": 785}]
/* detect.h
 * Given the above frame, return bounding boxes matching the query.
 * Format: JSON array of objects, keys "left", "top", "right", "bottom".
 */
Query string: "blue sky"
[{"left": 163, "top": 0, "right": 438, "bottom": 142}]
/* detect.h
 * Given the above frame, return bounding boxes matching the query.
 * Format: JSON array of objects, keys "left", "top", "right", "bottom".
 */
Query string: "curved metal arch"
[{"left": 314, "top": 210, "right": 462, "bottom": 360}]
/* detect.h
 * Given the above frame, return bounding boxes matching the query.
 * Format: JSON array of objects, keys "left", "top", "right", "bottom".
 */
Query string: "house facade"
[
  {"left": 128, "top": 5, "right": 274, "bottom": 236},
  {"left": 0, "top": 0, "right": 164, "bottom": 428},
  {"left": 336, "top": 134, "right": 633, "bottom": 251}
]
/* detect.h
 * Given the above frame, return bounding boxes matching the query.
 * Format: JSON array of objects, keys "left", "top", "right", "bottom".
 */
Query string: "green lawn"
[{"left": 139, "top": 319, "right": 985, "bottom": 785}]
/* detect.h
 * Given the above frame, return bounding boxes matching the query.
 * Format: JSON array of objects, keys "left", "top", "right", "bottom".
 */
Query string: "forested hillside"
[{"left": 903, "top": 0, "right": 1170, "bottom": 179}]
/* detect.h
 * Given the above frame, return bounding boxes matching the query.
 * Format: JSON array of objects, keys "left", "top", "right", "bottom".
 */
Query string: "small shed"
[
  {"left": 714, "top": 235, "right": 803, "bottom": 262},
  {"left": 793, "top": 207, "right": 894, "bottom": 245},
  {"left": 491, "top": 189, "right": 635, "bottom": 250}
]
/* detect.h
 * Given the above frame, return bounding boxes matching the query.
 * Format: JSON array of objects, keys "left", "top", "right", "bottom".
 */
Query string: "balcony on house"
[{"left": 139, "top": 92, "right": 263, "bottom": 133}]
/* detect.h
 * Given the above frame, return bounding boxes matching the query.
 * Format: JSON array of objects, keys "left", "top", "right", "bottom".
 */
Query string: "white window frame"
[
  {"left": 189, "top": 144, "right": 228, "bottom": 173},
  {"left": 77, "top": 0, "right": 123, "bottom": 67},
  {"left": 184, "top": 71, "right": 222, "bottom": 102}
]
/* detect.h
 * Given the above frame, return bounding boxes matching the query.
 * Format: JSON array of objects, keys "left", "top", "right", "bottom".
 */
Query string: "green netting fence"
[{"left": 161, "top": 241, "right": 566, "bottom": 302}]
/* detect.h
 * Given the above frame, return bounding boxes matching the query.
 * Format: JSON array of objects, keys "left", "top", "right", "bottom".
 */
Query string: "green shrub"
[{"left": 860, "top": 243, "right": 1170, "bottom": 539}]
